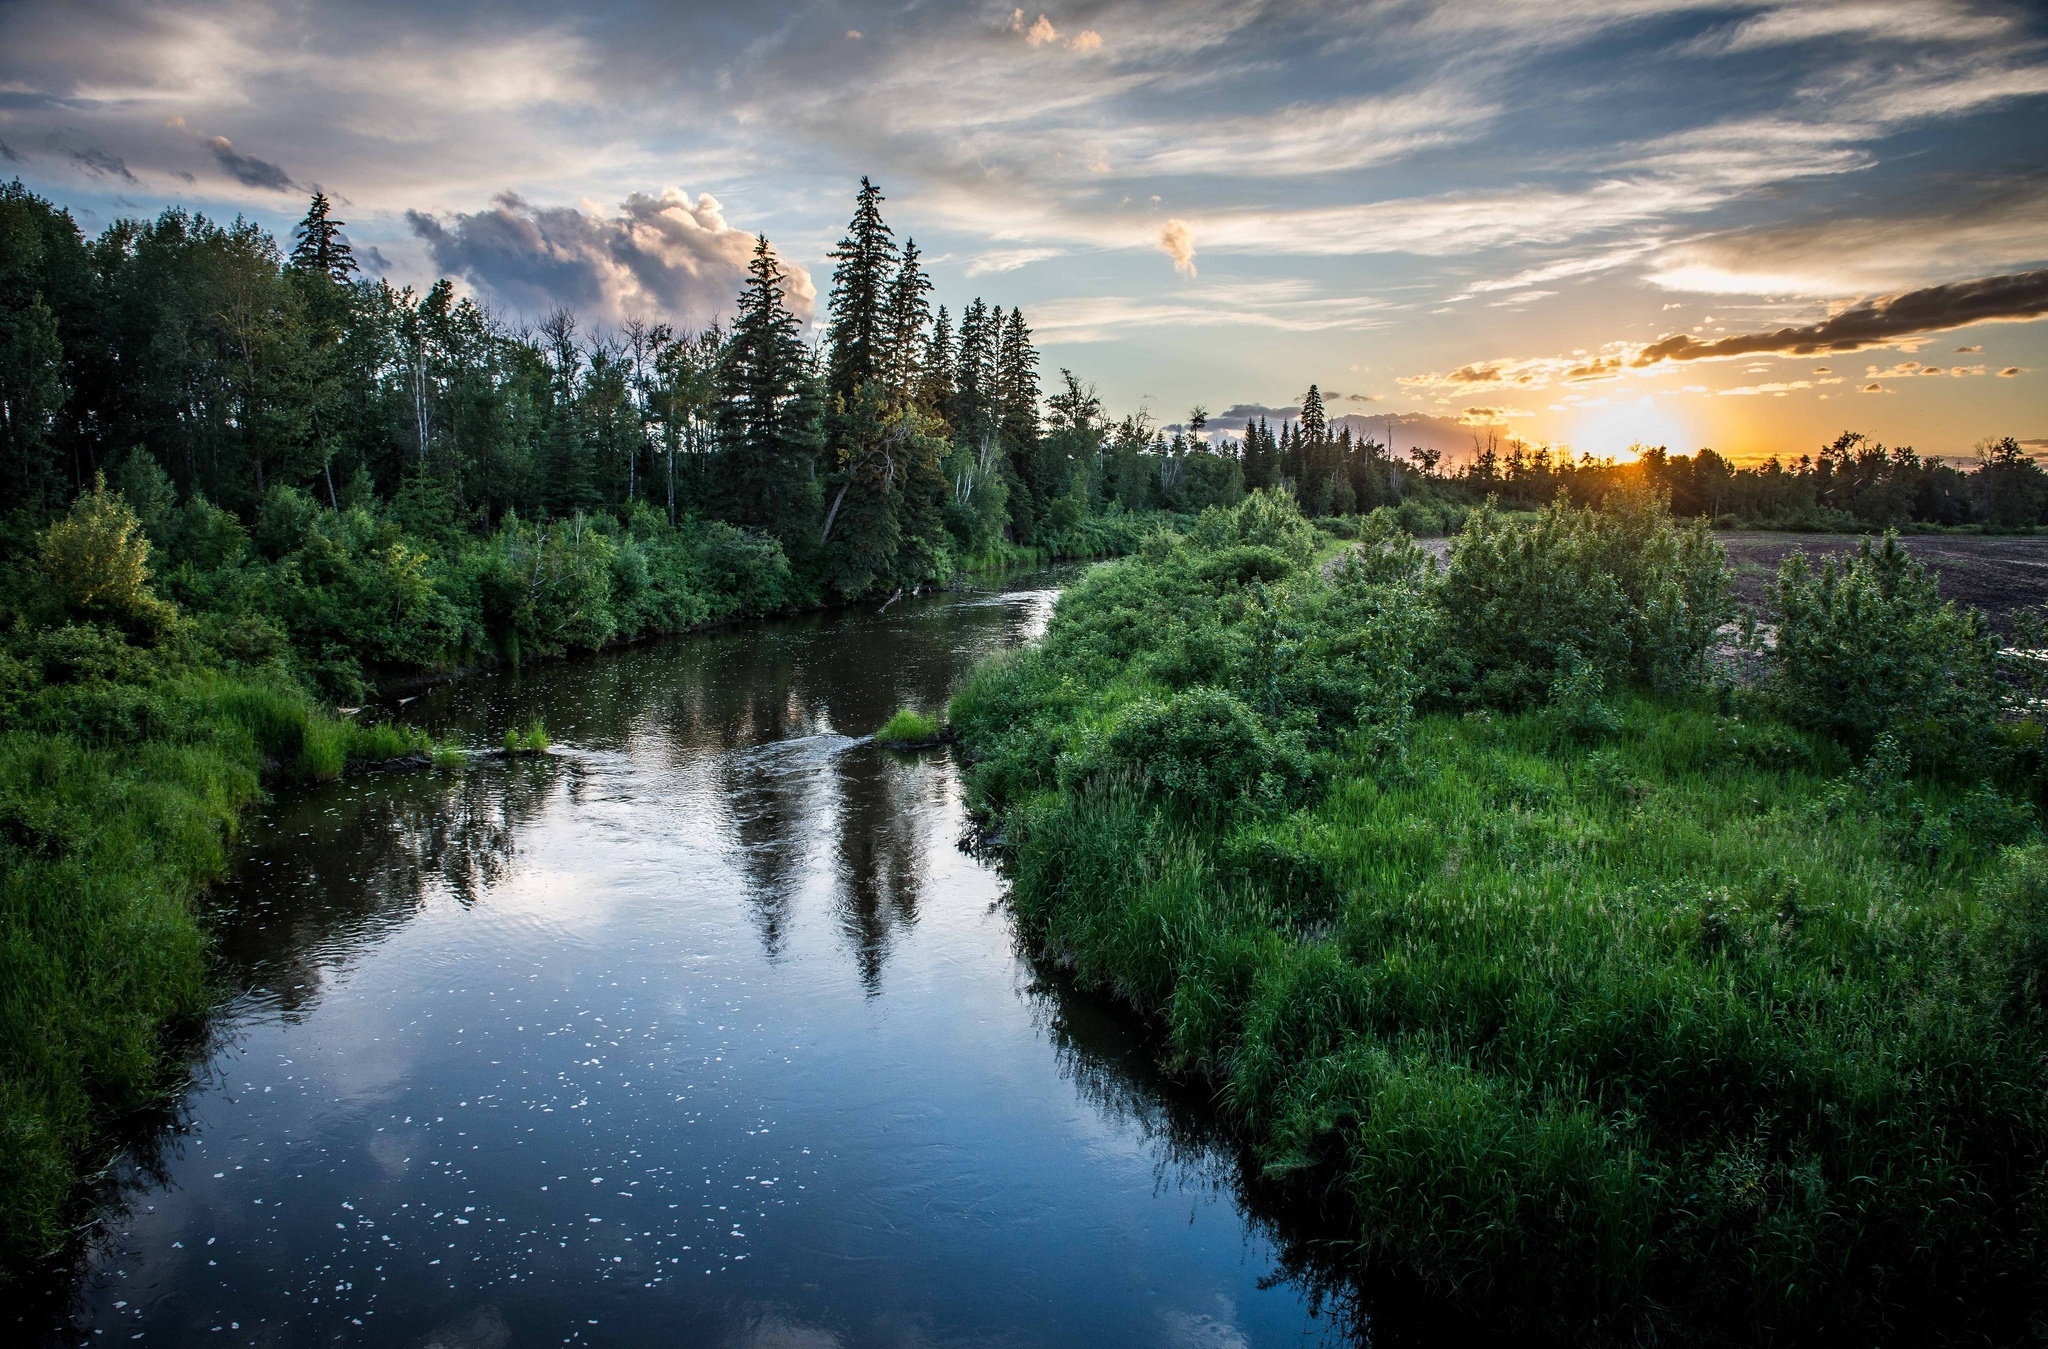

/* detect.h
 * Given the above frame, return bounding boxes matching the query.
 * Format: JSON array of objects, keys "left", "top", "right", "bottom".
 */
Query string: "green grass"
[
  {"left": 873, "top": 708, "right": 942, "bottom": 746},
  {"left": 0, "top": 660, "right": 443, "bottom": 1277},
  {"left": 503, "top": 719, "right": 550, "bottom": 755},
  {"left": 953, "top": 493, "right": 2048, "bottom": 1338}
]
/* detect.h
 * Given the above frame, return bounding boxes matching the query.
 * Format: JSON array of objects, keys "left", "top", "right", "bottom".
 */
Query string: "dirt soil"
[
  {"left": 1716, "top": 533, "right": 2048, "bottom": 630},
  {"left": 1415, "top": 532, "right": 2048, "bottom": 631}
]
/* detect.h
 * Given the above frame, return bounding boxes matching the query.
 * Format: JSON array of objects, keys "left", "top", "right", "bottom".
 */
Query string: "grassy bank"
[
  {"left": 0, "top": 485, "right": 447, "bottom": 1275},
  {"left": 0, "top": 471, "right": 1175, "bottom": 1280},
  {"left": 951, "top": 491, "right": 2047, "bottom": 1339}
]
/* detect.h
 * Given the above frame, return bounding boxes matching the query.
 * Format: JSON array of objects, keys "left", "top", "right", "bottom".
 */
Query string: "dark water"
[{"left": 43, "top": 573, "right": 1372, "bottom": 1349}]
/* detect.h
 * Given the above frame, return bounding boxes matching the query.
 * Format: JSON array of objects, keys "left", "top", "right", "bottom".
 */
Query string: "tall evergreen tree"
[
  {"left": 1301, "top": 384, "right": 1326, "bottom": 443},
  {"left": 951, "top": 299, "right": 993, "bottom": 441},
  {"left": 715, "top": 235, "right": 822, "bottom": 544},
  {"left": 290, "top": 191, "right": 356, "bottom": 283},
  {"left": 880, "top": 237, "right": 931, "bottom": 406},
  {"left": 995, "top": 306, "right": 1042, "bottom": 530},
  {"left": 920, "top": 304, "right": 955, "bottom": 416},
  {"left": 824, "top": 177, "right": 897, "bottom": 409},
  {"left": 996, "top": 308, "right": 1040, "bottom": 449}
]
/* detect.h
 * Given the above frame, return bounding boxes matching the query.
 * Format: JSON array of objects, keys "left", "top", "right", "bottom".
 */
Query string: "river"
[{"left": 39, "top": 571, "right": 1371, "bottom": 1348}]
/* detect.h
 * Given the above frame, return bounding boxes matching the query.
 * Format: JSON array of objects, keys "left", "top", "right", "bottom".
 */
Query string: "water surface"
[{"left": 46, "top": 573, "right": 1361, "bottom": 1348}]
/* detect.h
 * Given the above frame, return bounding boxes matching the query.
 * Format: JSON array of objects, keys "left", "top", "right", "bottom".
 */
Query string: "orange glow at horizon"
[{"left": 1557, "top": 398, "right": 1700, "bottom": 463}]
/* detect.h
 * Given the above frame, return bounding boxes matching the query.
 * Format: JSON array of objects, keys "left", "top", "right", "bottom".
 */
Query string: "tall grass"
[{"left": 954, "top": 491, "right": 2048, "bottom": 1338}]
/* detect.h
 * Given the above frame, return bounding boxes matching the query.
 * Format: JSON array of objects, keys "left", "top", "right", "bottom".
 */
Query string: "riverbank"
[
  {"left": 0, "top": 476, "right": 1176, "bottom": 1284},
  {"left": 951, "top": 493, "right": 2048, "bottom": 1341}
]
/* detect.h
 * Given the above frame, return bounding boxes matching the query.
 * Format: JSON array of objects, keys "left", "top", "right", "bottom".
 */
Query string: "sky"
[{"left": 3, "top": 0, "right": 2045, "bottom": 463}]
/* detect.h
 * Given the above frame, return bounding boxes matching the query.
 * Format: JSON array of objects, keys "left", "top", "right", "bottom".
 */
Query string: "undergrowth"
[{"left": 953, "top": 489, "right": 2048, "bottom": 1341}]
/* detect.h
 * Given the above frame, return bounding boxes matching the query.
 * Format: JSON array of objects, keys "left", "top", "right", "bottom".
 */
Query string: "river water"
[{"left": 45, "top": 572, "right": 1365, "bottom": 1348}]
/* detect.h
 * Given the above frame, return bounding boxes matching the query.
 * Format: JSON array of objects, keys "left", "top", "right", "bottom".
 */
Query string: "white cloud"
[{"left": 409, "top": 188, "right": 813, "bottom": 326}]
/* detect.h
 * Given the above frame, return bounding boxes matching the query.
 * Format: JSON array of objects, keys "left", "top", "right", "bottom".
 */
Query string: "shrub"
[
  {"left": 1079, "top": 686, "right": 1305, "bottom": 808},
  {"left": 1439, "top": 493, "right": 1728, "bottom": 708},
  {"left": 1769, "top": 532, "right": 1999, "bottom": 771},
  {"left": 37, "top": 475, "right": 171, "bottom": 630}
]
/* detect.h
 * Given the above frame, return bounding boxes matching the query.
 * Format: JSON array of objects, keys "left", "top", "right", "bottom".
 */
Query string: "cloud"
[
  {"left": 1011, "top": 11, "right": 1059, "bottom": 46},
  {"left": 66, "top": 147, "right": 138, "bottom": 183},
  {"left": 1069, "top": 29, "right": 1102, "bottom": 53},
  {"left": 1634, "top": 268, "right": 2048, "bottom": 364},
  {"left": 1030, "top": 281, "right": 1394, "bottom": 342},
  {"left": 408, "top": 188, "right": 813, "bottom": 326},
  {"left": 0, "top": 142, "right": 17, "bottom": 163},
  {"left": 1999, "top": 367, "right": 2024, "bottom": 376},
  {"left": 1955, "top": 344, "right": 1982, "bottom": 352},
  {"left": 1645, "top": 182, "right": 2048, "bottom": 297},
  {"left": 1159, "top": 219, "right": 1196, "bottom": 277},
  {"left": 1459, "top": 405, "right": 1533, "bottom": 425},
  {"left": 1718, "top": 380, "right": 1812, "bottom": 396},
  {"left": 1862, "top": 382, "right": 1888, "bottom": 393},
  {"left": 964, "top": 246, "right": 1064, "bottom": 276},
  {"left": 206, "top": 135, "right": 294, "bottom": 190},
  {"left": 1698, "top": 1, "right": 2014, "bottom": 53}
]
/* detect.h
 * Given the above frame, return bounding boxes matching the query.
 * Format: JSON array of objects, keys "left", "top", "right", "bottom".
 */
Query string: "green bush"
[
  {"left": 1769, "top": 532, "right": 2001, "bottom": 772},
  {"left": 1438, "top": 493, "right": 1729, "bottom": 708}
]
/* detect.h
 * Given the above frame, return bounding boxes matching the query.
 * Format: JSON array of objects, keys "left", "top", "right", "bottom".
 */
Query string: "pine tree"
[
  {"left": 996, "top": 308, "right": 1040, "bottom": 449},
  {"left": 290, "top": 191, "right": 356, "bottom": 282},
  {"left": 1301, "top": 384, "right": 1326, "bottom": 443},
  {"left": 952, "top": 299, "right": 993, "bottom": 442},
  {"left": 715, "top": 235, "right": 822, "bottom": 542},
  {"left": 995, "top": 306, "right": 1042, "bottom": 528},
  {"left": 920, "top": 305, "right": 955, "bottom": 416},
  {"left": 824, "top": 177, "right": 897, "bottom": 409},
  {"left": 880, "top": 237, "right": 932, "bottom": 406}
]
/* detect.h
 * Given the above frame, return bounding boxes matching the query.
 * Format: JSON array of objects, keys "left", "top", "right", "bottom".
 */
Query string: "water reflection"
[{"left": 35, "top": 572, "right": 1425, "bottom": 1348}]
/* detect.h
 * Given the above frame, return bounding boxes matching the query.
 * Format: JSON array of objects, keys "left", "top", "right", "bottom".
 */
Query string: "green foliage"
[
  {"left": 1768, "top": 532, "right": 2001, "bottom": 772},
  {"left": 955, "top": 489, "right": 2047, "bottom": 1337},
  {"left": 503, "top": 719, "right": 550, "bottom": 755},
  {"left": 1438, "top": 493, "right": 1729, "bottom": 708},
  {"left": 37, "top": 475, "right": 171, "bottom": 630},
  {"left": 873, "top": 708, "right": 941, "bottom": 745}
]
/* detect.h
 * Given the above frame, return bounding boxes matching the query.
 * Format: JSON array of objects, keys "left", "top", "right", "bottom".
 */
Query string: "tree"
[
  {"left": 951, "top": 299, "right": 994, "bottom": 443},
  {"left": 290, "top": 191, "right": 357, "bottom": 283},
  {"left": 824, "top": 177, "right": 897, "bottom": 409},
  {"left": 920, "top": 304, "right": 955, "bottom": 415},
  {"left": 714, "top": 235, "right": 822, "bottom": 547},
  {"left": 1300, "top": 384, "right": 1326, "bottom": 442},
  {"left": 880, "top": 237, "right": 932, "bottom": 406},
  {"left": 0, "top": 185, "right": 68, "bottom": 509}
]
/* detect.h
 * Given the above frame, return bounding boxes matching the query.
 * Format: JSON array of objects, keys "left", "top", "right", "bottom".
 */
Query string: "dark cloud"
[
  {"left": 1637, "top": 269, "right": 2048, "bottom": 364},
  {"left": 67, "top": 147, "right": 137, "bottom": 183},
  {"left": 408, "top": 189, "right": 814, "bottom": 326},
  {"left": 207, "top": 136, "right": 294, "bottom": 190},
  {"left": 1203, "top": 402, "right": 1299, "bottom": 431},
  {"left": 0, "top": 141, "right": 18, "bottom": 163}
]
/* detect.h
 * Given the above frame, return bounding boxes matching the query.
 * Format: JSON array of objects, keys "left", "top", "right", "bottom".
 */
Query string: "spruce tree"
[
  {"left": 824, "top": 177, "right": 897, "bottom": 409},
  {"left": 290, "top": 191, "right": 356, "bottom": 282},
  {"left": 952, "top": 299, "right": 993, "bottom": 441},
  {"left": 881, "top": 237, "right": 932, "bottom": 406},
  {"left": 1301, "top": 384, "right": 1326, "bottom": 443},
  {"left": 996, "top": 306, "right": 1042, "bottom": 525},
  {"left": 715, "top": 235, "right": 822, "bottom": 542},
  {"left": 921, "top": 305, "right": 955, "bottom": 416}
]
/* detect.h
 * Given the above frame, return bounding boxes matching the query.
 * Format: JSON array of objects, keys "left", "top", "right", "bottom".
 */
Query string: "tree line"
[{"left": 0, "top": 177, "right": 1199, "bottom": 606}]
